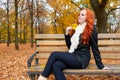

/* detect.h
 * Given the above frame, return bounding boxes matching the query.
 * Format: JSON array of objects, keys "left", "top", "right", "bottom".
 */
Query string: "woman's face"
[{"left": 78, "top": 9, "right": 86, "bottom": 24}]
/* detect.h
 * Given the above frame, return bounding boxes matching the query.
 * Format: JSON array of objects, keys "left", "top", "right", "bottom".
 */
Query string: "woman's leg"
[
  {"left": 41, "top": 51, "right": 82, "bottom": 78},
  {"left": 53, "top": 61, "right": 68, "bottom": 80}
]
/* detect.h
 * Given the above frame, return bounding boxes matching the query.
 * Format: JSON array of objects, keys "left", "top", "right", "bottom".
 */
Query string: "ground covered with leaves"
[
  {"left": 0, "top": 43, "right": 35, "bottom": 80},
  {"left": 0, "top": 43, "right": 120, "bottom": 80}
]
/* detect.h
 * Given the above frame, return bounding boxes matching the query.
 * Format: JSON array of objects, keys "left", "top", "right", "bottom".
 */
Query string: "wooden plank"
[
  {"left": 36, "top": 46, "right": 68, "bottom": 52},
  {"left": 37, "top": 40, "right": 66, "bottom": 46},
  {"left": 88, "top": 64, "right": 120, "bottom": 70},
  {"left": 98, "top": 40, "right": 120, "bottom": 46},
  {"left": 36, "top": 40, "right": 120, "bottom": 46},
  {"left": 27, "top": 67, "right": 120, "bottom": 75},
  {"left": 34, "top": 53, "right": 50, "bottom": 59},
  {"left": 30, "top": 64, "right": 120, "bottom": 69},
  {"left": 36, "top": 46, "right": 120, "bottom": 53},
  {"left": 98, "top": 33, "right": 120, "bottom": 39},
  {"left": 28, "top": 64, "right": 120, "bottom": 70},
  {"left": 98, "top": 47, "right": 120, "bottom": 52},
  {"left": 34, "top": 34, "right": 65, "bottom": 40},
  {"left": 34, "top": 52, "right": 120, "bottom": 59},
  {"left": 34, "top": 34, "right": 120, "bottom": 40},
  {"left": 63, "top": 69, "right": 120, "bottom": 75},
  {"left": 95, "top": 53, "right": 120, "bottom": 59}
]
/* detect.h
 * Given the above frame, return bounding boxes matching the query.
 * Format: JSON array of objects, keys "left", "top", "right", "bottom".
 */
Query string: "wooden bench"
[{"left": 27, "top": 33, "right": 120, "bottom": 80}]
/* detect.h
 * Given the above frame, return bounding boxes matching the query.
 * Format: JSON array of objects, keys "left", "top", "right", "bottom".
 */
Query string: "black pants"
[{"left": 41, "top": 51, "right": 82, "bottom": 80}]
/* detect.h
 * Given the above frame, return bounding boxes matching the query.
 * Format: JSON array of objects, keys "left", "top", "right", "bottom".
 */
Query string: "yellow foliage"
[{"left": 71, "top": 23, "right": 78, "bottom": 30}]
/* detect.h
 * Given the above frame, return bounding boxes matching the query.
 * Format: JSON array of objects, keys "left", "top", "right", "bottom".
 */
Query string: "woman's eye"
[{"left": 79, "top": 13, "right": 85, "bottom": 16}]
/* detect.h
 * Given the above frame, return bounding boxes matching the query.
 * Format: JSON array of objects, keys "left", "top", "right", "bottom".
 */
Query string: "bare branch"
[
  {"left": 100, "top": 0, "right": 108, "bottom": 8},
  {"left": 18, "top": 7, "right": 29, "bottom": 14},
  {"left": 71, "top": 0, "right": 82, "bottom": 10}
]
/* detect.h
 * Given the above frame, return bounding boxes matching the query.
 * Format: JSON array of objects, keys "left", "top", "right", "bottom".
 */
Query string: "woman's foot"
[{"left": 38, "top": 75, "right": 47, "bottom": 80}]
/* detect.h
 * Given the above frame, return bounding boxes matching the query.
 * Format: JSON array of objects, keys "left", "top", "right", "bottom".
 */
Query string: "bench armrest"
[{"left": 27, "top": 51, "right": 39, "bottom": 67}]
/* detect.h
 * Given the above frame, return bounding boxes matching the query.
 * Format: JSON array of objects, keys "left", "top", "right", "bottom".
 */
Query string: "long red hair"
[{"left": 78, "top": 8, "right": 95, "bottom": 44}]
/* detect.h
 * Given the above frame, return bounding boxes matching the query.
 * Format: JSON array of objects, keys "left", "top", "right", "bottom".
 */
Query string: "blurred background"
[{"left": 0, "top": 0, "right": 120, "bottom": 49}]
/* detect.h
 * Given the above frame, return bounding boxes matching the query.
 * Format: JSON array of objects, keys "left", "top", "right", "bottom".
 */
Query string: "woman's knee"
[
  {"left": 51, "top": 51, "right": 58, "bottom": 55},
  {"left": 50, "top": 51, "right": 60, "bottom": 57},
  {"left": 53, "top": 61, "right": 60, "bottom": 69},
  {"left": 53, "top": 61, "right": 67, "bottom": 70}
]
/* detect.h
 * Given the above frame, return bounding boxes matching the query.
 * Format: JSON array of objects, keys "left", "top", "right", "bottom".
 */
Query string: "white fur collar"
[{"left": 69, "top": 22, "right": 87, "bottom": 53}]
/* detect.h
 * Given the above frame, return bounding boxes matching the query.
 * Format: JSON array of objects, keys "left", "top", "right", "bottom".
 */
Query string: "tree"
[
  {"left": 0, "top": 0, "right": 11, "bottom": 46},
  {"left": 14, "top": 0, "right": 20, "bottom": 50},
  {"left": 27, "top": 0, "right": 34, "bottom": 47},
  {"left": 90, "top": 0, "right": 109, "bottom": 33},
  {"left": 6, "top": 0, "right": 10, "bottom": 46},
  {"left": 19, "top": 1, "right": 23, "bottom": 44}
]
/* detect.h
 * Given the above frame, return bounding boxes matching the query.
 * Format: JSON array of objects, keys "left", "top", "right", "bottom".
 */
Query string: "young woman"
[{"left": 38, "top": 8, "right": 109, "bottom": 80}]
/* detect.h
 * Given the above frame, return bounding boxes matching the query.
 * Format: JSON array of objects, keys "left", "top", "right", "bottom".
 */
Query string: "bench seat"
[{"left": 27, "top": 67, "right": 120, "bottom": 75}]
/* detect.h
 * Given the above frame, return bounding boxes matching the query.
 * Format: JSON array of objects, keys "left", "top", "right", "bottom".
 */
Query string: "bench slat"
[
  {"left": 98, "top": 47, "right": 120, "bottom": 52},
  {"left": 34, "top": 34, "right": 120, "bottom": 40},
  {"left": 37, "top": 46, "right": 68, "bottom": 52},
  {"left": 98, "top": 40, "right": 120, "bottom": 46},
  {"left": 92, "top": 53, "right": 120, "bottom": 59},
  {"left": 36, "top": 47, "right": 120, "bottom": 53},
  {"left": 37, "top": 40, "right": 66, "bottom": 46},
  {"left": 34, "top": 53, "right": 120, "bottom": 59},
  {"left": 27, "top": 66, "right": 120, "bottom": 75},
  {"left": 36, "top": 40, "right": 120, "bottom": 46},
  {"left": 98, "top": 33, "right": 120, "bottom": 39},
  {"left": 63, "top": 69, "right": 120, "bottom": 75},
  {"left": 34, "top": 34, "right": 65, "bottom": 40}
]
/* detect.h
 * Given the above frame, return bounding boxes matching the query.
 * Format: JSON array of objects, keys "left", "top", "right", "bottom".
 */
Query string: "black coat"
[{"left": 65, "top": 26, "right": 104, "bottom": 69}]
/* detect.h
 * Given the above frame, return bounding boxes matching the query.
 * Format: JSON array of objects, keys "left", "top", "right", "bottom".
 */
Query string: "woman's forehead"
[{"left": 80, "top": 9, "right": 86, "bottom": 14}]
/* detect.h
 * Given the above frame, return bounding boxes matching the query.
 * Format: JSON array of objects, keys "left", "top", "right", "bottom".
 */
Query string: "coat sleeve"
[
  {"left": 64, "top": 34, "right": 71, "bottom": 49},
  {"left": 90, "top": 26, "right": 104, "bottom": 69}
]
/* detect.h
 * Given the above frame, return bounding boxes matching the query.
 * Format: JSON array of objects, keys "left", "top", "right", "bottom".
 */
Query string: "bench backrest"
[{"left": 34, "top": 33, "right": 120, "bottom": 60}]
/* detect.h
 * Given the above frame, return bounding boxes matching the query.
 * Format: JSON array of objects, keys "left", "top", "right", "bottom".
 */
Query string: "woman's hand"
[
  {"left": 102, "top": 66, "right": 110, "bottom": 70},
  {"left": 66, "top": 26, "right": 75, "bottom": 36}
]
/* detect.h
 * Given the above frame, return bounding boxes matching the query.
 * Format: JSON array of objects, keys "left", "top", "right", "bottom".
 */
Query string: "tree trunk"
[
  {"left": 23, "top": 26, "right": 26, "bottom": 44},
  {"left": 20, "top": 14, "right": 22, "bottom": 44},
  {"left": 30, "top": 15, "right": 34, "bottom": 47},
  {"left": 90, "top": 0, "right": 108, "bottom": 33},
  {"left": 96, "top": 9, "right": 107, "bottom": 32},
  {"left": 0, "top": 33, "right": 1, "bottom": 43},
  {"left": 53, "top": 11, "right": 58, "bottom": 34},
  {"left": 28, "top": 0, "right": 34, "bottom": 47},
  {"left": 19, "top": 1, "right": 24, "bottom": 44},
  {"left": 7, "top": 0, "right": 10, "bottom": 46},
  {"left": 36, "top": 0, "right": 39, "bottom": 34},
  {"left": 14, "top": 0, "right": 19, "bottom": 50}
]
